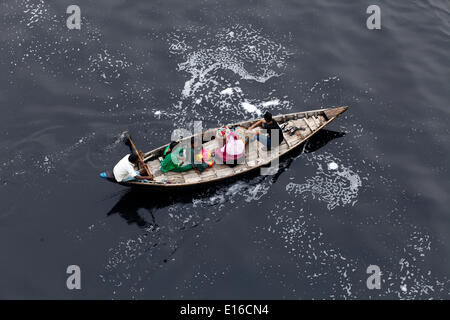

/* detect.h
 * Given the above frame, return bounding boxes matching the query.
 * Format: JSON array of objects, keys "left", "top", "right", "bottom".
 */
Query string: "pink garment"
[{"left": 215, "top": 132, "right": 245, "bottom": 163}]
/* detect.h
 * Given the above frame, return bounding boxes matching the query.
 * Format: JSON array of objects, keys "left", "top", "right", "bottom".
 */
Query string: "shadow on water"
[
  {"left": 107, "top": 129, "right": 346, "bottom": 227},
  {"left": 304, "top": 130, "right": 346, "bottom": 153},
  {"left": 270, "top": 129, "right": 346, "bottom": 183}
]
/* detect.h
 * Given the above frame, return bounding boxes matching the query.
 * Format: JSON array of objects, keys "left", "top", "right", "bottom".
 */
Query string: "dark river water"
[{"left": 0, "top": 0, "right": 449, "bottom": 299}]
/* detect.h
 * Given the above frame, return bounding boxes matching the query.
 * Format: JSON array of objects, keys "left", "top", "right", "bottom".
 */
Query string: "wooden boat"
[{"left": 100, "top": 106, "right": 348, "bottom": 189}]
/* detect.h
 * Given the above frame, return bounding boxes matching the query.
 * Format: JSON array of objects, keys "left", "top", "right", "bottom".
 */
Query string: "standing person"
[
  {"left": 113, "top": 153, "right": 154, "bottom": 182},
  {"left": 248, "top": 111, "right": 284, "bottom": 150}
]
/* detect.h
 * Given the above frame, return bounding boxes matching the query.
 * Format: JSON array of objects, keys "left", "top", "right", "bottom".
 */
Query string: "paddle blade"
[
  {"left": 120, "top": 131, "right": 132, "bottom": 145},
  {"left": 119, "top": 131, "right": 133, "bottom": 153}
]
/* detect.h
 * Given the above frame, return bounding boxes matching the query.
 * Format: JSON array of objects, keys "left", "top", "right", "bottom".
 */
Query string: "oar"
[{"left": 121, "top": 131, "right": 152, "bottom": 177}]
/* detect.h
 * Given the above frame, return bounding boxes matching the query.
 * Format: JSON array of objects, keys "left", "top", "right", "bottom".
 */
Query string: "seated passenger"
[
  {"left": 160, "top": 138, "right": 214, "bottom": 174},
  {"left": 160, "top": 144, "right": 193, "bottom": 173},
  {"left": 162, "top": 141, "right": 178, "bottom": 160},
  {"left": 216, "top": 125, "right": 249, "bottom": 146},
  {"left": 215, "top": 132, "right": 245, "bottom": 164},
  {"left": 248, "top": 111, "right": 284, "bottom": 150},
  {"left": 188, "top": 137, "right": 213, "bottom": 174}
]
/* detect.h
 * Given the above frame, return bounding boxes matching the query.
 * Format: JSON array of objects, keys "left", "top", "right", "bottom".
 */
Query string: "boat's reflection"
[{"left": 107, "top": 129, "right": 346, "bottom": 227}]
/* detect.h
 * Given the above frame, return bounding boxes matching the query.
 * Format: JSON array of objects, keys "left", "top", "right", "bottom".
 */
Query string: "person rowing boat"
[{"left": 113, "top": 153, "right": 154, "bottom": 182}]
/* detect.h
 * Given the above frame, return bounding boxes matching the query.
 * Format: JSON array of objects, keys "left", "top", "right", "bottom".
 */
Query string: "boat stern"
[{"left": 99, "top": 170, "right": 116, "bottom": 182}]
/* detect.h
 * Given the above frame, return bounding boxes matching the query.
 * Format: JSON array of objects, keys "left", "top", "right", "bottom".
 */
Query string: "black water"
[{"left": 0, "top": 0, "right": 449, "bottom": 299}]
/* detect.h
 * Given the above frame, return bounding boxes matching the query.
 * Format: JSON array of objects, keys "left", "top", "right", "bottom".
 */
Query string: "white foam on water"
[
  {"left": 260, "top": 166, "right": 450, "bottom": 299},
  {"left": 257, "top": 199, "right": 359, "bottom": 299},
  {"left": 167, "top": 25, "right": 293, "bottom": 127},
  {"left": 262, "top": 99, "right": 280, "bottom": 107},
  {"left": 286, "top": 153, "right": 362, "bottom": 210},
  {"left": 220, "top": 87, "right": 234, "bottom": 95},
  {"left": 241, "top": 101, "right": 262, "bottom": 116},
  {"left": 379, "top": 228, "right": 450, "bottom": 299},
  {"left": 328, "top": 162, "right": 338, "bottom": 170},
  {"left": 21, "top": 0, "right": 54, "bottom": 29}
]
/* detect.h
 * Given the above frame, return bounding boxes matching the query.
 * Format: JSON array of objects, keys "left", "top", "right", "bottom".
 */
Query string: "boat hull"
[{"left": 100, "top": 106, "right": 348, "bottom": 190}]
